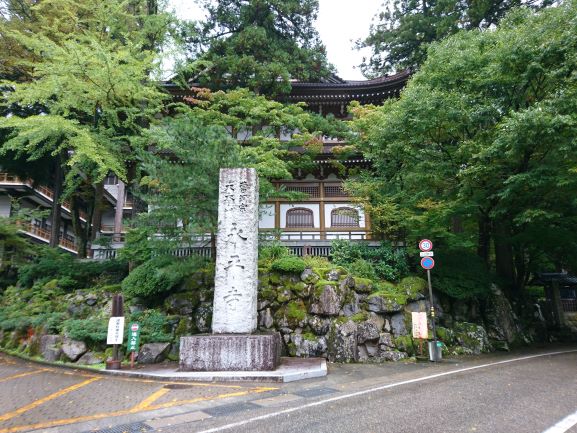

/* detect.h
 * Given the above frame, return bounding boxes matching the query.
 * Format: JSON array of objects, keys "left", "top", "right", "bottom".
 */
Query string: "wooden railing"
[
  {"left": 280, "top": 230, "right": 370, "bottom": 241},
  {"left": 561, "top": 299, "right": 577, "bottom": 312},
  {"left": 17, "top": 222, "right": 78, "bottom": 252},
  {"left": 0, "top": 173, "right": 87, "bottom": 220},
  {"left": 272, "top": 181, "right": 349, "bottom": 200}
]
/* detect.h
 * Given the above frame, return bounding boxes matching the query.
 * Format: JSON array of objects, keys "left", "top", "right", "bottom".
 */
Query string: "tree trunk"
[
  {"left": 476, "top": 213, "right": 491, "bottom": 265},
  {"left": 49, "top": 158, "right": 63, "bottom": 248},
  {"left": 493, "top": 220, "right": 516, "bottom": 295},
  {"left": 91, "top": 180, "right": 104, "bottom": 241}
]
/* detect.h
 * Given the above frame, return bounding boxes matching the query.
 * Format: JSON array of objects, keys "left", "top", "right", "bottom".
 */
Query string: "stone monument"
[{"left": 179, "top": 168, "right": 281, "bottom": 371}]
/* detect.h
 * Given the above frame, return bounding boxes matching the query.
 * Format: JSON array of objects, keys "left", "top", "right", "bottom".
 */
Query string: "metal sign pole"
[{"left": 427, "top": 269, "right": 439, "bottom": 361}]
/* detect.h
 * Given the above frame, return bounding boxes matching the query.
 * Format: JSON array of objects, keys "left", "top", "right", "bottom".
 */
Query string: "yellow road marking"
[
  {"left": 129, "top": 388, "right": 170, "bottom": 412},
  {"left": 0, "top": 369, "right": 49, "bottom": 383},
  {"left": 147, "top": 387, "right": 278, "bottom": 410},
  {"left": 0, "top": 377, "right": 101, "bottom": 422},
  {"left": 0, "top": 385, "right": 278, "bottom": 433}
]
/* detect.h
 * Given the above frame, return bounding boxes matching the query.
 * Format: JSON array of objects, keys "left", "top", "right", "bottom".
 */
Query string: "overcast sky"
[{"left": 167, "top": 0, "right": 383, "bottom": 80}]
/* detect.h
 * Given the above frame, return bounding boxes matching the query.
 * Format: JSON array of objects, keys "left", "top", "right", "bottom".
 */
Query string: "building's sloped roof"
[{"left": 533, "top": 273, "right": 577, "bottom": 286}]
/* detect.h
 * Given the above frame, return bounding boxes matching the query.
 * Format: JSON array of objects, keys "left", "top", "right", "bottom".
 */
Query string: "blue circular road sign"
[{"left": 421, "top": 257, "right": 435, "bottom": 270}]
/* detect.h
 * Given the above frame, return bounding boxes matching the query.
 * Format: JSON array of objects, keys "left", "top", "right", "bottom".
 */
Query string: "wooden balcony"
[
  {"left": 17, "top": 221, "right": 78, "bottom": 253},
  {"left": 0, "top": 173, "right": 88, "bottom": 221},
  {"left": 271, "top": 181, "right": 349, "bottom": 201}
]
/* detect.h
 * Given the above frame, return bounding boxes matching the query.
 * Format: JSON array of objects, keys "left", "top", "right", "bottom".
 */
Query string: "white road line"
[
  {"left": 194, "top": 349, "right": 577, "bottom": 433},
  {"left": 542, "top": 409, "right": 577, "bottom": 433}
]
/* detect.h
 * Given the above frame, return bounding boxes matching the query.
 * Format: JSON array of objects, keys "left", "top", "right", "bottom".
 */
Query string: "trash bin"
[{"left": 428, "top": 340, "right": 443, "bottom": 362}]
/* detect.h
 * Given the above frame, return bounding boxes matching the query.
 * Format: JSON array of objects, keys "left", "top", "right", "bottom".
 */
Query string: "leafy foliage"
[
  {"left": 179, "top": 0, "right": 334, "bottom": 95},
  {"left": 357, "top": 0, "right": 552, "bottom": 76},
  {"left": 62, "top": 318, "right": 108, "bottom": 347},
  {"left": 434, "top": 250, "right": 492, "bottom": 300},
  {"left": 121, "top": 256, "right": 208, "bottom": 300},
  {"left": 331, "top": 240, "right": 409, "bottom": 282},
  {"left": 270, "top": 256, "right": 307, "bottom": 274},
  {"left": 126, "top": 309, "right": 172, "bottom": 344},
  {"left": 17, "top": 247, "right": 128, "bottom": 290},
  {"left": 350, "top": 3, "right": 577, "bottom": 296}
]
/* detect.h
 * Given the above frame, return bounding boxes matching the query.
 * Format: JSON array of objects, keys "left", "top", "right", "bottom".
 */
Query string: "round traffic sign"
[
  {"left": 419, "top": 239, "right": 433, "bottom": 252},
  {"left": 421, "top": 257, "right": 435, "bottom": 270}
]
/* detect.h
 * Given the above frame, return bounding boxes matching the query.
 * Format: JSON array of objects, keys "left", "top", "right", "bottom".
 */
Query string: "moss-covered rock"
[
  {"left": 366, "top": 295, "right": 404, "bottom": 313},
  {"left": 327, "top": 319, "right": 358, "bottom": 362},
  {"left": 290, "top": 333, "right": 327, "bottom": 357},
  {"left": 275, "top": 300, "right": 307, "bottom": 328},
  {"left": 453, "top": 322, "right": 491, "bottom": 354},
  {"left": 398, "top": 276, "right": 427, "bottom": 300},
  {"left": 393, "top": 335, "right": 416, "bottom": 356},
  {"left": 300, "top": 268, "right": 320, "bottom": 284},
  {"left": 354, "top": 278, "right": 374, "bottom": 294},
  {"left": 310, "top": 283, "right": 345, "bottom": 316}
]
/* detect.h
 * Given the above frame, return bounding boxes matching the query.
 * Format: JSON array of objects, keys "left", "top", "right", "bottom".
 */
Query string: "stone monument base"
[{"left": 179, "top": 333, "right": 281, "bottom": 372}]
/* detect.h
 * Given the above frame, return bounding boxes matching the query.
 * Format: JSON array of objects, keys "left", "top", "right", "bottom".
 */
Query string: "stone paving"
[
  {"left": 0, "top": 353, "right": 278, "bottom": 433},
  {"left": 2, "top": 345, "right": 575, "bottom": 433}
]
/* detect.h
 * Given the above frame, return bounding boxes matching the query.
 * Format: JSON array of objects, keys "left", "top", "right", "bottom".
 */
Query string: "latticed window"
[
  {"left": 331, "top": 207, "right": 359, "bottom": 227},
  {"left": 286, "top": 208, "right": 314, "bottom": 228}
]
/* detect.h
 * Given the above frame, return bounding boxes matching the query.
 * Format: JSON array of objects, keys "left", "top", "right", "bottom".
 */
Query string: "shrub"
[
  {"left": 331, "top": 240, "right": 408, "bottom": 282},
  {"left": 270, "top": 256, "right": 307, "bottom": 274},
  {"left": 63, "top": 318, "right": 108, "bottom": 347},
  {"left": 259, "top": 241, "right": 290, "bottom": 263},
  {"left": 17, "top": 247, "right": 128, "bottom": 290},
  {"left": 302, "top": 255, "right": 330, "bottom": 269},
  {"left": 127, "top": 309, "right": 172, "bottom": 344},
  {"left": 346, "top": 258, "right": 377, "bottom": 280},
  {"left": 121, "top": 255, "right": 207, "bottom": 299}
]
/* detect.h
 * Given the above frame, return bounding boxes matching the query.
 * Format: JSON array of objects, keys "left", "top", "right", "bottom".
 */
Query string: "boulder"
[
  {"left": 380, "top": 350, "right": 408, "bottom": 362},
  {"left": 85, "top": 294, "right": 98, "bottom": 306},
  {"left": 290, "top": 334, "right": 328, "bottom": 357},
  {"left": 308, "top": 316, "right": 331, "bottom": 336},
  {"left": 301, "top": 268, "right": 320, "bottom": 284},
  {"left": 390, "top": 313, "right": 409, "bottom": 336},
  {"left": 138, "top": 343, "right": 171, "bottom": 364},
  {"left": 378, "top": 332, "right": 394, "bottom": 349},
  {"left": 340, "top": 276, "right": 356, "bottom": 290},
  {"left": 453, "top": 322, "right": 491, "bottom": 354},
  {"left": 77, "top": 351, "right": 105, "bottom": 365},
  {"left": 484, "top": 285, "right": 519, "bottom": 344},
  {"left": 309, "top": 284, "right": 344, "bottom": 316},
  {"left": 354, "top": 278, "right": 373, "bottom": 294},
  {"left": 274, "top": 301, "right": 307, "bottom": 329},
  {"left": 40, "top": 335, "right": 62, "bottom": 362},
  {"left": 61, "top": 338, "right": 87, "bottom": 362},
  {"left": 357, "top": 321, "right": 381, "bottom": 344},
  {"left": 328, "top": 320, "right": 358, "bottom": 362},
  {"left": 369, "top": 313, "right": 385, "bottom": 331},
  {"left": 326, "top": 268, "right": 342, "bottom": 281},
  {"left": 164, "top": 293, "right": 199, "bottom": 316},
  {"left": 342, "top": 292, "right": 362, "bottom": 317},
  {"left": 367, "top": 295, "right": 403, "bottom": 313},
  {"left": 194, "top": 303, "right": 213, "bottom": 333},
  {"left": 258, "top": 308, "right": 274, "bottom": 329}
]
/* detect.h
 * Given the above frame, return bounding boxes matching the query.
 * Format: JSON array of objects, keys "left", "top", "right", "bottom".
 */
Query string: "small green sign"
[{"left": 127, "top": 322, "right": 141, "bottom": 352}]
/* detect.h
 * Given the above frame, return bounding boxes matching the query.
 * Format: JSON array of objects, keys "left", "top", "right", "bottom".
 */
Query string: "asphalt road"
[{"left": 1, "top": 347, "right": 576, "bottom": 433}]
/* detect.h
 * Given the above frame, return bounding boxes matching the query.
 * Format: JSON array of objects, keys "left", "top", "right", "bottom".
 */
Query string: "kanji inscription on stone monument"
[{"left": 212, "top": 168, "right": 259, "bottom": 333}]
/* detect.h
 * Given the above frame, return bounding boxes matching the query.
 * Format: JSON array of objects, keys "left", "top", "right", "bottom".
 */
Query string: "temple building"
[{"left": 0, "top": 71, "right": 411, "bottom": 257}]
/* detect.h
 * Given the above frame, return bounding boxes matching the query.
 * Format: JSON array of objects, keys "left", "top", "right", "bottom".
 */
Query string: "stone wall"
[{"left": 0, "top": 268, "right": 533, "bottom": 365}]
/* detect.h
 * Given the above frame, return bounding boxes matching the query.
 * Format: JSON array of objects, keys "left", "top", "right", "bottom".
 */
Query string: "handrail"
[
  {"left": 0, "top": 172, "right": 87, "bottom": 221},
  {"left": 17, "top": 221, "right": 78, "bottom": 252}
]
